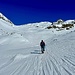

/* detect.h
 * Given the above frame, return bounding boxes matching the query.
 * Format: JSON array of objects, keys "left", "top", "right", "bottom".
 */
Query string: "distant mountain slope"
[
  {"left": 0, "top": 13, "right": 14, "bottom": 25},
  {"left": 0, "top": 13, "right": 15, "bottom": 35},
  {"left": 0, "top": 13, "right": 75, "bottom": 75}
]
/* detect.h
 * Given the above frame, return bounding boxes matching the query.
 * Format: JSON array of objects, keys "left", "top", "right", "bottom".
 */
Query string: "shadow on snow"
[{"left": 31, "top": 50, "right": 42, "bottom": 54}]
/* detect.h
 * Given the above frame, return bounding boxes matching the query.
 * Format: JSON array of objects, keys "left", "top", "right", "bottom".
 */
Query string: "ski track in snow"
[
  {"left": 0, "top": 17, "right": 75, "bottom": 75},
  {"left": 0, "top": 50, "right": 75, "bottom": 75}
]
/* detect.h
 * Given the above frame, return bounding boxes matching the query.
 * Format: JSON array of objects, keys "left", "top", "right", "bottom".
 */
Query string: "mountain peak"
[
  {"left": 0, "top": 13, "right": 8, "bottom": 20},
  {"left": 0, "top": 13, "right": 3, "bottom": 16},
  {"left": 0, "top": 12, "right": 14, "bottom": 25}
]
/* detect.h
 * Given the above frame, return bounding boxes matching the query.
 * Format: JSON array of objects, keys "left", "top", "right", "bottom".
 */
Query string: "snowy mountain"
[
  {"left": 0, "top": 13, "right": 14, "bottom": 25},
  {"left": 0, "top": 14, "right": 75, "bottom": 75}
]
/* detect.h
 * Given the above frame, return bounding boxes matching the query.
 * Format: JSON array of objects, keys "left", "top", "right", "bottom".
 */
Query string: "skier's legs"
[
  {"left": 43, "top": 47, "right": 45, "bottom": 51},
  {"left": 41, "top": 47, "right": 44, "bottom": 53}
]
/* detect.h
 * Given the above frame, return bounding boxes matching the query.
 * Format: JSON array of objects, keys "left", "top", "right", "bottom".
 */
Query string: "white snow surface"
[{"left": 0, "top": 15, "right": 75, "bottom": 75}]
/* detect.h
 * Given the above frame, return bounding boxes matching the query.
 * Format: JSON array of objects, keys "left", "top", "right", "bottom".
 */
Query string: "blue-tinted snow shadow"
[{"left": 31, "top": 50, "right": 42, "bottom": 54}]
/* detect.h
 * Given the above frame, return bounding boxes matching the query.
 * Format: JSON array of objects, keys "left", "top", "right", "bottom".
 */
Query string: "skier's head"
[{"left": 41, "top": 40, "right": 43, "bottom": 42}]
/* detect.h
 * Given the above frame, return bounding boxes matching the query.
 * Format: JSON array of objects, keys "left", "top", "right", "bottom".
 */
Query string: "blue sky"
[{"left": 0, "top": 0, "right": 75, "bottom": 25}]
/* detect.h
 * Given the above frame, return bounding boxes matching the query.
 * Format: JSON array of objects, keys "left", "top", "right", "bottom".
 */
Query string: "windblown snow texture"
[{"left": 0, "top": 13, "right": 75, "bottom": 75}]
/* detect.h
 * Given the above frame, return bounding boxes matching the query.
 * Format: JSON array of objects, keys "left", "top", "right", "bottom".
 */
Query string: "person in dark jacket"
[{"left": 40, "top": 40, "right": 45, "bottom": 53}]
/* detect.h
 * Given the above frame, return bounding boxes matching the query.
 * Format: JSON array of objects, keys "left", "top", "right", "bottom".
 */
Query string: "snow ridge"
[
  {"left": 0, "top": 13, "right": 14, "bottom": 25},
  {"left": 0, "top": 13, "right": 75, "bottom": 75}
]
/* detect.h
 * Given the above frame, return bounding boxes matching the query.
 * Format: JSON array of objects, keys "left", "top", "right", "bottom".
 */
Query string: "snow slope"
[{"left": 0, "top": 15, "right": 75, "bottom": 75}]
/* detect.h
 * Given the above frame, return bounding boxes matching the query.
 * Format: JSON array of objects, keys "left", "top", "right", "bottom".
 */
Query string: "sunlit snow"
[{"left": 0, "top": 13, "right": 75, "bottom": 75}]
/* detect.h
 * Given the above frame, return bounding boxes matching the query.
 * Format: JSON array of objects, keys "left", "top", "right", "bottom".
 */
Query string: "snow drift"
[{"left": 0, "top": 13, "right": 75, "bottom": 75}]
